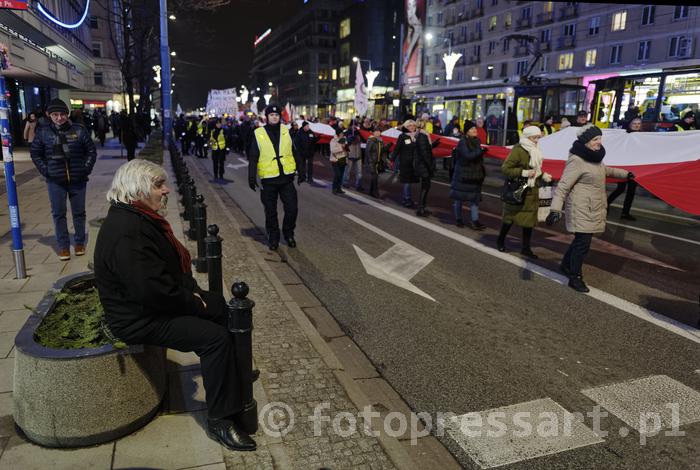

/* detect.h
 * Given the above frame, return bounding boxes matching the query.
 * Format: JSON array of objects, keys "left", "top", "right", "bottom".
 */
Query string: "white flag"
[
  {"left": 354, "top": 61, "right": 368, "bottom": 117},
  {"left": 176, "top": 103, "right": 183, "bottom": 116}
]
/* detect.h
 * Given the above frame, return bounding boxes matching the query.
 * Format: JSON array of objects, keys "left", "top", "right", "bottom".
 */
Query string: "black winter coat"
[
  {"left": 30, "top": 121, "right": 97, "bottom": 185},
  {"left": 94, "top": 202, "right": 221, "bottom": 342},
  {"left": 391, "top": 132, "right": 419, "bottom": 183},
  {"left": 450, "top": 137, "right": 485, "bottom": 203},
  {"left": 413, "top": 132, "right": 435, "bottom": 179},
  {"left": 294, "top": 129, "right": 319, "bottom": 159}
]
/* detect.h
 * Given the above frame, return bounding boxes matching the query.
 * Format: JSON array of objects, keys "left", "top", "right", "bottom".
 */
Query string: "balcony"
[
  {"left": 469, "top": 31, "right": 482, "bottom": 42},
  {"left": 558, "top": 5, "right": 579, "bottom": 21},
  {"left": 516, "top": 17, "right": 532, "bottom": 31},
  {"left": 514, "top": 45, "right": 529, "bottom": 57},
  {"left": 536, "top": 12, "right": 554, "bottom": 25},
  {"left": 556, "top": 36, "right": 576, "bottom": 50}
]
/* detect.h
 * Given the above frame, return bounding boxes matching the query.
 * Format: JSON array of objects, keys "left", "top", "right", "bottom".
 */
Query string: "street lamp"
[
  {"left": 170, "top": 51, "right": 176, "bottom": 56},
  {"left": 268, "top": 81, "right": 273, "bottom": 86},
  {"left": 297, "top": 69, "right": 303, "bottom": 75},
  {"left": 169, "top": 14, "right": 176, "bottom": 20},
  {"left": 425, "top": 32, "right": 434, "bottom": 41},
  {"left": 263, "top": 93, "right": 272, "bottom": 103}
]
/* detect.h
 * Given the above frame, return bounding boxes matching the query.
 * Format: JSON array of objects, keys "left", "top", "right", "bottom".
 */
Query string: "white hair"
[{"left": 106, "top": 159, "right": 167, "bottom": 204}]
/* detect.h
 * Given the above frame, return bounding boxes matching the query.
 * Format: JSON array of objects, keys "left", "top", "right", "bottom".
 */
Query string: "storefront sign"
[{"left": 0, "top": 1, "right": 28, "bottom": 10}]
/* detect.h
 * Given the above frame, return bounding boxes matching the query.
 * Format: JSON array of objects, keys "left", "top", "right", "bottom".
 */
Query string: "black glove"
[
  {"left": 249, "top": 179, "right": 258, "bottom": 191},
  {"left": 297, "top": 174, "right": 306, "bottom": 185},
  {"left": 627, "top": 172, "right": 635, "bottom": 180},
  {"left": 546, "top": 210, "right": 562, "bottom": 226}
]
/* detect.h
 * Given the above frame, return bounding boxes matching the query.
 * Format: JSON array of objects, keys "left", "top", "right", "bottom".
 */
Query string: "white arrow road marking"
[
  {"left": 344, "top": 213, "right": 436, "bottom": 302},
  {"left": 544, "top": 233, "right": 684, "bottom": 272},
  {"left": 227, "top": 157, "right": 249, "bottom": 170}
]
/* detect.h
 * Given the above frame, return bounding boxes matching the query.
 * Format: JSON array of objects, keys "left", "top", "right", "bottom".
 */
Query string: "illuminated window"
[
  {"left": 331, "top": 69, "right": 337, "bottom": 80},
  {"left": 612, "top": 11, "right": 627, "bottom": 31},
  {"left": 585, "top": 49, "right": 596, "bottom": 67},
  {"left": 339, "top": 65, "right": 350, "bottom": 85},
  {"left": 543, "top": 1, "right": 553, "bottom": 14},
  {"left": 489, "top": 16, "right": 497, "bottom": 31},
  {"left": 339, "top": 18, "right": 351, "bottom": 38},
  {"left": 504, "top": 12, "right": 512, "bottom": 29},
  {"left": 558, "top": 52, "right": 574, "bottom": 70}
]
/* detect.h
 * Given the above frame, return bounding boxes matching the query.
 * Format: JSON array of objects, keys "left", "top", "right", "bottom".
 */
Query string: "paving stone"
[
  {"left": 183, "top": 463, "right": 227, "bottom": 470},
  {"left": 400, "top": 436, "right": 463, "bottom": 470},
  {"left": 328, "top": 336, "right": 380, "bottom": 379},
  {"left": 0, "top": 332, "right": 14, "bottom": 359},
  {"left": 284, "top": 284, "right": 322, "bottom": 308},
  {"left": 0, "top": 309, "right": 32, "bottom": 333},
  {"left": 444, "top": 398, "right": 604, "bottom": 469},
  {"left": 0, "top": 392, "right": 14, "bottom": 439},
  {"left": 266, "top": 261, "right": 303, "bottom": 285},
  {"left": 113, "top": 411, "right": 224, "bottom": 469},
  {"left": 0, "top": 279, "right": 28, "bottom": 295},
  {"left": 581, "top": 375, "right": 700, "bottom": 432},
  {"left": 19, "top": 272, "right": 63, "bottom": 293},
  {"left": 0, "top": 359, "right": 13, "bottom": 393},
  {"left": 0, "top": 435, "right": 114, "bottom": 470},
  {"left": 167, "top": 369, "right": 207, "bottom": 414},
  {"left": 302, "top": 306, "right": 345, "bottom": 340}
]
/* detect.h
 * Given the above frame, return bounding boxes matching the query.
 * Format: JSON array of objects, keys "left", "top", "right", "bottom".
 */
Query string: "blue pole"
[
  {"left": 0, "top": 76, "right": 26, "bottom": 279},
  {"left": 159, "top": 0, "right": 173, "bottom": 149}
]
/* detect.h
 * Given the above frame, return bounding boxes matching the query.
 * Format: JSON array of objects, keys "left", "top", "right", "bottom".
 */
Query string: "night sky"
[{"left": 170, "top": 0, "right": 302, "bottom": 110}]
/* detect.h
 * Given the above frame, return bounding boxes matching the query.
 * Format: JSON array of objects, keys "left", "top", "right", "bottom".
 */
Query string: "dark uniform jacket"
[
  {"left": 30, "top": 121, "right": 97, "bottom": 185},
  {"left": 294, "top": 128, "right": 319, "bottom": 160},
  {"left": 94, "top": 202, "right": 221, "bottom": 341}
]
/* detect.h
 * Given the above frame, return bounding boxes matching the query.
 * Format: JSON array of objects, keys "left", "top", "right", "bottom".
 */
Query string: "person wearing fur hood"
[
  {"left": 546, "top": 124, "right": 633, "bottom": 293},
  {"left": 497, "top": 125, "right": 552, "bottom": 258}
]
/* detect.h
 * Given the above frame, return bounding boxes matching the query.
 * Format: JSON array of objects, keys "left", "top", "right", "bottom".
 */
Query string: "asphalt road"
[{"left": 193, "top": 154, "right": 700, "bottom": 470}]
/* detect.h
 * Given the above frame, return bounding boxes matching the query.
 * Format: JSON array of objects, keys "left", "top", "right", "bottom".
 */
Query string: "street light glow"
[
  {"left": 169, "top": 14, "right": 176, "bottom": 20},
  {"left": 298, "top": 69, "right": 303, "bottom": 75},
  {"left": 352, "top": 57, "right": 358, "bottom": 62},
  {"left": 268, "top": 81, "right": 273, "bottom": 86},
  {"left": 170, "top": 51, "right": 176, "bottom": 56},
  {"left": 425, "top": 32, "right": 434, "bottom": 40}
]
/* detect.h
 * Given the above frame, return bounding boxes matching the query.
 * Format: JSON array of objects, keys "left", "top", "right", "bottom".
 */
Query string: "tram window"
[
  {"left": 516, "top": 96, "right": 542, "bottom": 125},
  {"left": 659, "top": 73, "right": 700, "bottom": 122},
  {"left": 622, "top": 77, "right": 661, "bottom": 122},
  {"left": 544, "top": 89, "right": 559, "bottom": 118},
  {"left": 559, "top": 89, "right": 581, "bottom": 116}
]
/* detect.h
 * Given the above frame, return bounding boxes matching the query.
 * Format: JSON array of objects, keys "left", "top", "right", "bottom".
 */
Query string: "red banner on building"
[{"left": 0, "top": 1, "right": 28, "bottom": 10}]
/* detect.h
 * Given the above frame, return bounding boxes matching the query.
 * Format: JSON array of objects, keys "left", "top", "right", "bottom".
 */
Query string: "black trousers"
[
  {"left": 562, "top": 232, "right": 593, "bottom": 277},
  {"left": 261, "top": 179, "right": 298, "bottom": 242},
  {"left": 212, "top": 150, "right": 226, "bottom": 178},
  {"left": 126, "top": 145, "right": 137, "bottom": 161},
  {"left": 369, "top": 172, "right": 379, "bottom": 196},
  {"left": 332, "top": 163, "right": 345, "bottom": 191},
  {"left": 418, "top": 177, "right": 431, "bottom": 209},
  {"left": 304, "top": 155, "right": 314, "bottom": 181},
  {"left": 117, "top": 305, "right": 243, "bottom": 420},
  {"left": 607, "top": 180, "right": 637, "bottom": 215},
  {"left": 195, "top": 136, "right": 206, "bottom": 158}
]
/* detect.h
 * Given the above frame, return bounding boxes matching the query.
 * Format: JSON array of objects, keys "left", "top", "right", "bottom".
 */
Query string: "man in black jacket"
[
  {"left": 30, "top": 99, "right": 97, "bottom": 260},
  {"left": 293, "top": 121, "right": 319, "bottom": 183}
]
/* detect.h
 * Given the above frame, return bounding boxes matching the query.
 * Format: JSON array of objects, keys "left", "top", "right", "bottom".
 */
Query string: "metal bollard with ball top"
[
  {"left": 205, "top": 225, "right": 223, "bottom": 296},
  {"left": 193, "top": 195, "right": 208, "bottom": 271},
  {"left": 227, "top": 281, "right": 258, "bottom": 435}
]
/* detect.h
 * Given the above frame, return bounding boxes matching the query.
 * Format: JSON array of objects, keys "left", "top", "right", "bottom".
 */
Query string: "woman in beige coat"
[
  {"left": 23, "top": 112, "right": 37, "bottom": 144},
  {"left": 546, "top": 124, "right": 633, "bottom": 293}
]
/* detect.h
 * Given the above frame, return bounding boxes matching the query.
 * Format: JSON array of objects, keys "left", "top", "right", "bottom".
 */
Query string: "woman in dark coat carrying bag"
[
  {"left": 450, "top": 122, "right": 486, "bottom": 230},
  {"left": 93, "top": 160, "right": 256, "bottom": 452},
  {"left": 413, "top": 119, "right": 436, "bottom": 217},
  {"left": 391, "top": 119, "right": 420, "bottom": 207}
]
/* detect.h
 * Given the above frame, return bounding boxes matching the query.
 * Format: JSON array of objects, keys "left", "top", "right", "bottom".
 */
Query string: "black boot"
[
  {"left": 568, "top": 276, "right": 590, "bottom": 293},
  {"left": 497, "top": 222, "right": 512, "bottom": 252},
  {"left": 521, "top": 227, "right": 537, "bottom": 258},
  {"left": 206, "top": 418, "right": 256, "bottom": 451}
]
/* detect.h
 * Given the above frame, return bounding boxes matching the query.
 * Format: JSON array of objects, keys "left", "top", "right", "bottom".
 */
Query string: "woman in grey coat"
[{"left": 546, "top": 124, "right": 633, "bottom": 293}]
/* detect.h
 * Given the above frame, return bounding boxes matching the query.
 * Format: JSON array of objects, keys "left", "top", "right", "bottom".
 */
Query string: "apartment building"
[{"left": 417, "top": 1, "right": 700, "bottom": 130}]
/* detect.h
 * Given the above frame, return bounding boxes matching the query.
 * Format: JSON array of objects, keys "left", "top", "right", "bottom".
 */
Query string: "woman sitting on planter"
[{"left": 93, "top": 160, "right": 256, "bottom": 452}]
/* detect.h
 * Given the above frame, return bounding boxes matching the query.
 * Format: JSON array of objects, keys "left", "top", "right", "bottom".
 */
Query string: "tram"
[
  {"left": 412, "top": 82, "right": 586, "bottom": 145},
  {"left": 588, "top": 68, "right": 700, "bottom": 131}
]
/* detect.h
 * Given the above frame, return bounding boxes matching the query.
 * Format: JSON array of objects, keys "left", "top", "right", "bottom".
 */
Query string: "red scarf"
[{"left": 132, "top": 201, "right": 192, "bottom": 273}]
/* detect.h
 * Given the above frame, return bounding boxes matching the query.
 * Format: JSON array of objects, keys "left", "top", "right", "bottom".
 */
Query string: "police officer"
[
  {"left": 195, "top": 117, "right": 208, "bottom": 158},
  {"left": 673, "top": 111, "right": 696, "bottom": 131},
  {"left": 248, "top": 105, "right": 304, "bottom": 250}
]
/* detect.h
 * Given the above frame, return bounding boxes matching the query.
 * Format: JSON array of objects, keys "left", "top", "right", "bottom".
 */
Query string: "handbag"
[
  {"left": 537, "top": 184, "right": 553, "bottom": 222},
  {"left": 501, "top": 177, "right": 530, "bottom": 205}
]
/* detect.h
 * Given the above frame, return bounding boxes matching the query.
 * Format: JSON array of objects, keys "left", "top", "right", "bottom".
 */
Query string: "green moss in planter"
[{"left": 33, "top": 280, "right": 125, "bottom": 349}]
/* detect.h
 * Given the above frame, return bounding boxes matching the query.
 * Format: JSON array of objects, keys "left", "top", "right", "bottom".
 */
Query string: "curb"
[{"left": 185, "top": 154, "right": 423, "bottom": 470}]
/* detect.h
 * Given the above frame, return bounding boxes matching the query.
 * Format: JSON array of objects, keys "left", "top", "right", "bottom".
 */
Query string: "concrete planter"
[{"left": 13, "top": 272, "right": 166, "bottom": 448}]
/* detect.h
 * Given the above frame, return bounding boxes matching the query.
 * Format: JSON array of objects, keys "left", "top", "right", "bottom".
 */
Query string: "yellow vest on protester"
[
  {"left": 254, "top": 126, "right": 296, "bottom": 179},
  {"left": 209, "top": 129, "right": 226, "bottom": 150}
]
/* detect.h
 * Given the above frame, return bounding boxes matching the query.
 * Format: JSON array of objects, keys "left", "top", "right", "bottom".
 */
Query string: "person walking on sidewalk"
[
  {"left": 497, "top": 125, "right": 552, "bottom": 258},
  {"left": 294, "top": 121, "right": 319, "bottom": 183},
  {"left": 23, "top": 112, "right": 37, "bottom": 145},
  {"left": 195, "top": 117, "right": 209, "bottom": 159},
  {"left": 450, "top": 122, "right": 486, "bottom": 230},
  {"left": 391, "top": 119, "right": 420, "bottom": 208},
  {"left": 248, "top": 105, "right": 304, "bottom": 250},
  {"left": 329, "top": 127, "right": 349, "bottom": 194},
  {"left": 120, "top": 111, "right": 138, "bottom": 161},
  {"left": 343, "top": 122, "right": 364, "bottom": 190},
  {"left": 209, "top": 118, "right": 228, "bottom": 181},
  {"left": 30, "top": 99, "right": 97, "bottom": 261},
  {"left": 547, "top": 125, "right": 633, "bottom": 293},
  {"left": 94, "top": 160, "right": 256, "bottom": 452},
  {"left": 607, "top": 117, "right": 640, "bottom": 221},
  {"left": 414, "top": 118, "right": 436, "bottom": 217}
]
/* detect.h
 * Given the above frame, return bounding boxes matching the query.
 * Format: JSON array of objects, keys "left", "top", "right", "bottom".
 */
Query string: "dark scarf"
[
  {"left": 464, "top": 136, "right": 481, "bottom": 151},
  {"left": 131, "top": 201, "right": 192, "bottom": 273},
  {"left": 570, "top": 139, "right": 605, "bottom": 163}
]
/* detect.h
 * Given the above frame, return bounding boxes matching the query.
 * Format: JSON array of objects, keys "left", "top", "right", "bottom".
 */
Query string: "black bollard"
[
  {"left": 205, "top": 225, "right": 223, "bottom": 296},
  {"left": 193, "top": 196, "right": 208, "bottom": 272},
  {"left": 227, "top": 282, "right": 258, "bottom": 435},
  {"left": 188, "top": 194, "right": 202, "bottom": 241},
  {"left": 183, "top": 178, "right": 197, "bottom": 222}
]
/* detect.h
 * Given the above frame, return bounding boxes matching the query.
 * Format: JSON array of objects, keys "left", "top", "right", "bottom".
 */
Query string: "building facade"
[
  {"left": 250, "top": 0, "right": 350, "bottom": 119},
  {"left": 417, "top": 1, "right": 700, "bottom": 136},
  {"left": 0, "top": 1, "right": 94, "bottom": 144},
  {"left": 70, "top": 0, "right": 125, "bottom": 113}
]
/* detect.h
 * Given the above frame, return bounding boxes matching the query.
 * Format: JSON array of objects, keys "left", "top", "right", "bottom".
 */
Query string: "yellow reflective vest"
[
  {"left": 209, "top": 128, "right": 226, "bottom": 150},
  {"left": 254, "top": 126, "right": 296, "bottom": 179}
]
